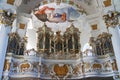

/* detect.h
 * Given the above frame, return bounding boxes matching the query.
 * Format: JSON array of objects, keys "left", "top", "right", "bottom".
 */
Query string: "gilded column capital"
[
  {"left": 103, "top": 11, "right": 120, "bottom": 28},
  {"left": 0, "top": 10, "right": 16, "bottom": 26}
]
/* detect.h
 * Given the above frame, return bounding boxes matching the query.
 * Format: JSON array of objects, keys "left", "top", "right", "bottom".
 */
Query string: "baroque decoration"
[
  {"left": 103, "top": 11, "right": 120, "bottom": 28},
  {"left": 0, "top": 10, "right": 16, "bottom": 26},
  {"left": 2, "top": 1, "right": 120, "bottom": 80},
  {"left": 3, "top": 23, "right": 118, "bottom": 80}
]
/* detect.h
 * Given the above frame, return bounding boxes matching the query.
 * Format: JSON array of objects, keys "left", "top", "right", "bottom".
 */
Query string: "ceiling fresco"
[{"left": 34, "top": 3, "right": 82, "bottom": 23}]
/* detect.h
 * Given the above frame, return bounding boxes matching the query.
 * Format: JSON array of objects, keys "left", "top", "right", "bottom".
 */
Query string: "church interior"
[{"left": 0, "top": 0, "right": 120, "bottom": 80}]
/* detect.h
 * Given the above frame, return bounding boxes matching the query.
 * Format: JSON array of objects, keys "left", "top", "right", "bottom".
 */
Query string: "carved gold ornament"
[
  {"left": 0, "top": 10, "right": 16, "bottom": 26},
  {"left": 53, "top": 64, "right": 68, "bottom": 77}
]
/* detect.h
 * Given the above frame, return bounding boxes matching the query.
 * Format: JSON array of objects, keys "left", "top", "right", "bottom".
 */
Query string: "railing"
[
  {"left": 40, "top": 53, "right": 118, "bottom": 79},
  {"left": 4, "top": 54, "right": 40, "bottom": 78},
  {"left": 2, "top": 51, "right": 119, "bottom": 79}
]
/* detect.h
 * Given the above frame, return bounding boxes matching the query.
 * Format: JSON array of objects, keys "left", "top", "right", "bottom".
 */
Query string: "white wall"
[{"left": 26, "top": 29, "right": 37, "bottom": 50}]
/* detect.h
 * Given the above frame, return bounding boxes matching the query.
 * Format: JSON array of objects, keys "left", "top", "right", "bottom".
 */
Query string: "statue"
[
  {"left": 82, "top": 37, "right": 96, "bottom": 57},
  {"left": 89, "top": 37, "right": 96, "bottom": 54},
  {"left": 82, "top": 42, "right": 92, "bottom": 56},
  {"left": 27, "top": 48, "right": 36, "bottom": 56}
]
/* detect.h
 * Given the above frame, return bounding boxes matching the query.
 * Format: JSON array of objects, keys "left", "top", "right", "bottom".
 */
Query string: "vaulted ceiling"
[
  {"left": 1, "top": 0, "right": 120, "bottom": 16},
  {"left": 16, "top": 0, "right": 100, "bottom": 15}
]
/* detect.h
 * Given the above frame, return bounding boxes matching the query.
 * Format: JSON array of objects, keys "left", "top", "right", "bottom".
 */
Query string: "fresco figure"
[
  {"left": 35, "top": 6, "right": 66, "bottom": 22},
  {"left": 34, "top": 6, "right": 80, "bottom": 23}
]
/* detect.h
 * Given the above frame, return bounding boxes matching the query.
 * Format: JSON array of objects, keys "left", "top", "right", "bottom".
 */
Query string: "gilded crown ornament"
[
  {"left": 0, "top": 10, "right": 16, "bottom": 26},
  {"left": 103, "top": 11, "right": 120, "bottom": 28}
]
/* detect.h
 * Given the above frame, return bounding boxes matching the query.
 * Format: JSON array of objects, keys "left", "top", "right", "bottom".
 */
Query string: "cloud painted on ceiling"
[{"left": 34, "top": 4, "right": 80, "bottom": 23}]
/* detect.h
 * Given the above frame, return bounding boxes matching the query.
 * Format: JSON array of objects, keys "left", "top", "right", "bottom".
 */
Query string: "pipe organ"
[
  {"left": 37, "top": 23, "right": 81, "bottom": 59},
  {"left": 4, "top": 24, "right": 118, "bottom": 80}
]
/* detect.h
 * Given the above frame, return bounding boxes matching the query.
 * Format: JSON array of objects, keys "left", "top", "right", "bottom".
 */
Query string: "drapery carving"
[
  {"left": 37, "top": 23, "right": 81, "bottom": 59},
  {"left": 0, "top": 10, "right": 16, "bottom": 26}
]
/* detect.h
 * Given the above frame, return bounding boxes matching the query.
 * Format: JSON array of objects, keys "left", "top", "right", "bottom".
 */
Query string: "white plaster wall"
[
  {"left": 17, "top": 15, "right": 30, "bottom": 38},
  {"left": 26, "top": 29, "right": 37, "bottom": 50},
  {"left": 79, "top": 18, "right": 91, "bottom": 51},
  {"left": 114, "top": 0, "right": 120, "bottom": 11},
  {"left": 99, "top": 17, "right": 108, "bottom": 33}
]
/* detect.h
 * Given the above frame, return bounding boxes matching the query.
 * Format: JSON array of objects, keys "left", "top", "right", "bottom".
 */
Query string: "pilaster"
[
  {"left": 103, "top": 10, "right": 120, "bottom": 80},
  {"left": 0, "top": 9, "right": 16, "bottom": 79}
]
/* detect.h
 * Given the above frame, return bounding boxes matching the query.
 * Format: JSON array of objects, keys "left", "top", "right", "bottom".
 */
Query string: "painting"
[{"left": 34, "top": 6, "right": 80, "bottom": 23}]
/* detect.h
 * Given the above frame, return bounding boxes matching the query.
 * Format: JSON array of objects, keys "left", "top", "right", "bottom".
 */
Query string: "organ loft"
[{"left": 0, "top": 0, "right": 120, "bottom": 80}]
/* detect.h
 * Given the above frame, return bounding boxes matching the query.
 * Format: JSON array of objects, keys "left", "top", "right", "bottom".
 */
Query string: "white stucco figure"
[{"left": 82, "top": 43, "right": 95, "bottom": 57}]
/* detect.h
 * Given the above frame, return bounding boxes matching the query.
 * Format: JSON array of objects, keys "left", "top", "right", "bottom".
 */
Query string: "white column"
[
  {"left": 0, "top": 24, "right": 10, "bottom": 80},
  {"left": 109, "top": 26, "right": 120, "bottom": 75}
]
